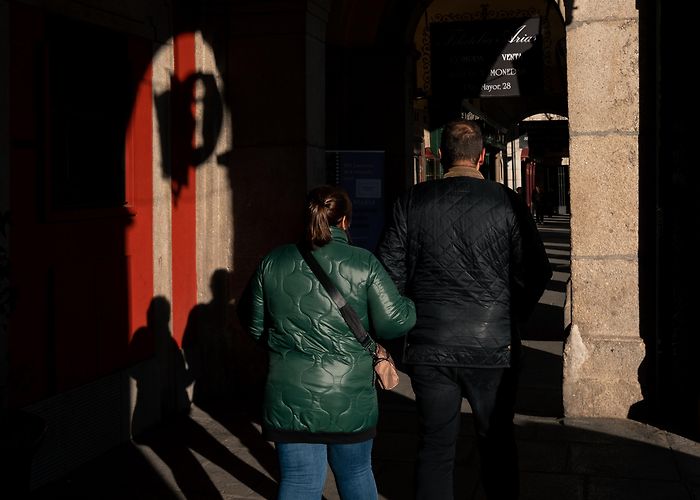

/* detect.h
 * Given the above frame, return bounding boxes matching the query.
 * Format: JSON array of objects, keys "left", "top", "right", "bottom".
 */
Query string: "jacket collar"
[
  {"left": 444, "top": 166, "right": 484, "bottom": 180},
  {"left": 330, "top": 225, "right": 349, "bottom": 243}
]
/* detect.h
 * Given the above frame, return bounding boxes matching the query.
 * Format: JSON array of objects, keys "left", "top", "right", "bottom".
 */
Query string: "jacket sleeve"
[
  {"left": 376, "top": 196, "right": 409, "bottom": 294},
  {"left": 236, "top": 263, "right": 266, "bottom": 342},
  {"left": 367, "top": 256, "right": 416, "bottom": 340},
  {"left": 507, "top": 189, "right": 552, "bottom": 322}
]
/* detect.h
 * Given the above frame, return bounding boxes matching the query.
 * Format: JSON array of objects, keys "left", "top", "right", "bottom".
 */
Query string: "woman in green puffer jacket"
[{"left": 238, "top": 185, "right": 416, "bottom": 500}]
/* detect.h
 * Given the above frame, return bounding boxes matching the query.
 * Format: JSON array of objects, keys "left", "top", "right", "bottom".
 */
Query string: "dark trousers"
[
  {"left": 532, "top": 203, "right": 544, "bottom": 223},
  {"left": 409, "top": 365, "right": 519, "bottom": 500}
]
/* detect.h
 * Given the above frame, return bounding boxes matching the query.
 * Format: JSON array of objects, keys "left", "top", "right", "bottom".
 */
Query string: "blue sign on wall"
[{"left": 326, "top": 151, "right": 385, "bottom": 252}]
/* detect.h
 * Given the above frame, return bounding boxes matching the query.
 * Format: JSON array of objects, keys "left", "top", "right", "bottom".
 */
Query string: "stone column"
[
  {"left": 562, "top": 1, "right": 645, "bottom": 417},
  {"left": 225, "top": 0, "right": 330, "bottom": 295}
]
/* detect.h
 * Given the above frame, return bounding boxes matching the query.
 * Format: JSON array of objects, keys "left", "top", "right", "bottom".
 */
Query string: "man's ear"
[{"left": 478, "top": 148, "right": 486, "bottom": 166}]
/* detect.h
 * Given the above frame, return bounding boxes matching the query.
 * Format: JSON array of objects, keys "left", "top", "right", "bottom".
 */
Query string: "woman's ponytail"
[{"left": 304, "top": 185, "right": 352, "bottom": 248}]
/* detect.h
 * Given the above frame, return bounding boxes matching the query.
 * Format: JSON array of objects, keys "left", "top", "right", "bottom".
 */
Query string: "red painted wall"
[{"left": 126, "top": 39, "right": 155, "bottom": 347}]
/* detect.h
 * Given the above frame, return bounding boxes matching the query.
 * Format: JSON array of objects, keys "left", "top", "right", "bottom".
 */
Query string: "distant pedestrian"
[{"left": 532, "top": 184, "right": 545, "bottom": 224}]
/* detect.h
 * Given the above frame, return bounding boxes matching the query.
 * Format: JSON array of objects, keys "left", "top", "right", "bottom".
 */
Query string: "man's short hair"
[{"left": 440, "top": 120, "right": 483, "bottom": 167}]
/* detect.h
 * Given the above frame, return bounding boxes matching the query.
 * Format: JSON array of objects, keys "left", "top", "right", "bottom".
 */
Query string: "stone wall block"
[
  {"left": 563, "top": 377, "right": 643, "bottom": 417},
  {"left": 563, "top": 326, "right": 645, "bottom": 417},
  {"left": 564, "top": 327, "right": 645, "bottom": 377},
  {"left": 567, "top": 20, "right": 639, "bottom": 133},
  {"left": 570, "top": 258, "right": 639, "bottom": 337},
  {"left": 569, "top": 136, "right": 638, "bottom": 256}
]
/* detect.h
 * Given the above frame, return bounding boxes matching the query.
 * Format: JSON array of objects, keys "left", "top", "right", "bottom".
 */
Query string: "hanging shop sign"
[{"left": 430, "top": 17, "right": 543, "bottom": 99}]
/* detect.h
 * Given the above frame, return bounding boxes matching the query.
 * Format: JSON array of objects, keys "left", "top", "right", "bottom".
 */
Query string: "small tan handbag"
[{"left": 373, "top": 343, "right": 400, "bottom": 390}]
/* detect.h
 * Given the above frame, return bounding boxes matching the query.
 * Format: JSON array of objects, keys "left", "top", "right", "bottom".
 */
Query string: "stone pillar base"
[{"left": 563, "top": 325, "right": 645, "bottom": 417}]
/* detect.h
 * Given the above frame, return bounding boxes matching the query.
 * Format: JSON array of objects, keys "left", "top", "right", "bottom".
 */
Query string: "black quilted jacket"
[{"left": 377, "top": 175, "right": 551, "bottom": 368}]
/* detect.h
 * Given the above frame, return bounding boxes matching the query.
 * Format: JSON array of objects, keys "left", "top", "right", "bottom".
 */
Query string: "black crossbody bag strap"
[{"left": 296, "top": 243, "right": 375, "bottom": 353}]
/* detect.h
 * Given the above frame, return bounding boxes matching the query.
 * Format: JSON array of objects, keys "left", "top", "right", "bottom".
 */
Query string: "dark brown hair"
[
  {"left": 439, "top": 120, "right": 483, "bottom": 167},
  {"left": 304, "top": 185, "right": 352, "bottom": 248}
]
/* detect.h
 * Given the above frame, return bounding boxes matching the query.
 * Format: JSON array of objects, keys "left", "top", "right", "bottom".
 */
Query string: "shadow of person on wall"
[
  {"left": 130, "top": 295, "right": 276, "bottom": 499},
  {"left": 181, "top": 268, "right": 268, "bottom": 415},
  {"left": 130, "top": 296, "right": 192, "bottom": 435},
  {"left": 182, "top": 269, "right": 236, "bottom": 412},
  {"left": 182, "top": 269, "right": 278, "bottom": 480}
]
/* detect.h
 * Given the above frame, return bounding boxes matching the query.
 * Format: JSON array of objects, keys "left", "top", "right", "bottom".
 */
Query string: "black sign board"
[{"left": 431, "top": 17, "right": 543, "bottom": 99}]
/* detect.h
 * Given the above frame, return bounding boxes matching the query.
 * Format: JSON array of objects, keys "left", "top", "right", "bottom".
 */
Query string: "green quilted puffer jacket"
[{"left": 238, "top": 227, "right": 416, "bottom": 443}]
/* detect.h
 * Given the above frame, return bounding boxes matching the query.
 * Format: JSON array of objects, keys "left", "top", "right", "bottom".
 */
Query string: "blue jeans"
[{"left": 276, "top": 440, "right": 378, "bottom": 500}]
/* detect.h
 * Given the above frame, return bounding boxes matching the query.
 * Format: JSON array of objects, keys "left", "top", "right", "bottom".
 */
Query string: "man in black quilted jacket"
[{"left": 377, "top": 119, "right": 551, "bottom": 500}]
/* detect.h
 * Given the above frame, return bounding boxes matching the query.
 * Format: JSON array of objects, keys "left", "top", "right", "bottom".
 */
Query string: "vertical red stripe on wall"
[
  {"left": 126, "top": 40, "right": 154, "bottom": 338},
  {"left": 171, "top": 32, "right": 197, "bottom": 345}
]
